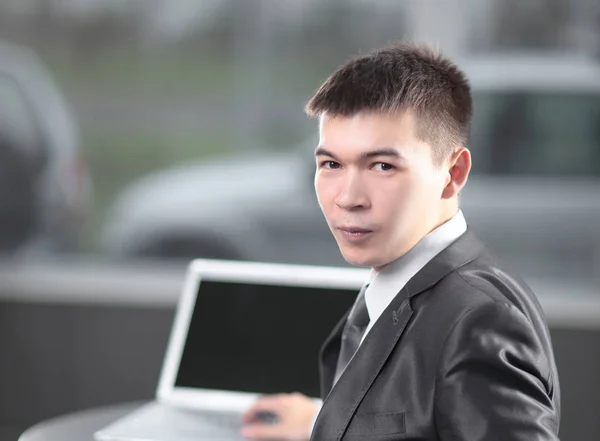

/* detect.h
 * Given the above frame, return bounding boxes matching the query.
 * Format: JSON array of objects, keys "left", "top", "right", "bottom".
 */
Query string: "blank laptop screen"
[{"left": 174, "top": 280, "right": 358, "bottom": 397}]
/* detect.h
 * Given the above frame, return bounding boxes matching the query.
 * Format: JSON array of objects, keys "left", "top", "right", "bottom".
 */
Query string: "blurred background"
[{"left": 0, "top": 0, "right": 599, "bottom": 439}]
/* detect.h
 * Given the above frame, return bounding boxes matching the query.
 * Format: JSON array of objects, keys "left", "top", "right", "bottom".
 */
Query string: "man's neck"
[{"left": 372, "top": 208, "right": 461, "bottom": 273}]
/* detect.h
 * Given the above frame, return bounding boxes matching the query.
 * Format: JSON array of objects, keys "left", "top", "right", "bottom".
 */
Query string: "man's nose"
[{"left": 335, "top": 173, "right": 370, "bottom": 210}]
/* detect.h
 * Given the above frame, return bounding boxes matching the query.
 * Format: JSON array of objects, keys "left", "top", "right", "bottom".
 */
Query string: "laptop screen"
[{"left": 174, "top": 279, "right": 358, "bottom": 398}]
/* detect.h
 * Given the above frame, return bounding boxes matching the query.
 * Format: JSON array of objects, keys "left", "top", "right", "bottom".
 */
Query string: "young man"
[{"left": 241, "top": 43, "right": 560, "bottom": 441}]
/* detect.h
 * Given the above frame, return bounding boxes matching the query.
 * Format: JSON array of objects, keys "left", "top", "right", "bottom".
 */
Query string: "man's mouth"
[
  {"left": 338, "top": 226, "right": 373, "bottom": 234},
  {"left": 337, "top": 226, "right": 374, "bottom": 243}
]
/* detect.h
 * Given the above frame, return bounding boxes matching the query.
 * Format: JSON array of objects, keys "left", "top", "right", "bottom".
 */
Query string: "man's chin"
[
  {"left": 339, "top": 249, "right": 376, "bottom": 268},
  {"left": 338, "top": 245, "right": 397, "bottom": 269}
]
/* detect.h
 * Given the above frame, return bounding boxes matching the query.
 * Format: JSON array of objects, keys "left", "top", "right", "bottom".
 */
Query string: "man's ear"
[{"left": 442, "top": 148, "right": 471, "bottom": 199}]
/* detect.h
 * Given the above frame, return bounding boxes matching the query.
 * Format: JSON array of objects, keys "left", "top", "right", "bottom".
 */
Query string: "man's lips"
[
  {"left": 337, "top": 226, "right": 373, "bottom": 234},
  {"left": 336, "top": 226, "right": 375, "bottom": 243}
]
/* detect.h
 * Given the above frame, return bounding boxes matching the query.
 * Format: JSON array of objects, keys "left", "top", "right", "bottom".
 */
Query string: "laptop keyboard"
[
  {"left": 152, "top": 406, "right": 243, "bottom": 438},
  {"left": 177, "top": 408, "right": 243, "bottom": 429}
]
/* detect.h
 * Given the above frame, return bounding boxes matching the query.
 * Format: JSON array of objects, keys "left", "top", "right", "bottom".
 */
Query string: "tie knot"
[{"left": 348, "top": 284, "right": 370, "bottom": 328}]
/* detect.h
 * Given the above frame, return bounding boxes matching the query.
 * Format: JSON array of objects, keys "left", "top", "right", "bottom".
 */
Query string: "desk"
[{"left": 19, "top": 402, "right": 144, "bottom": 441}]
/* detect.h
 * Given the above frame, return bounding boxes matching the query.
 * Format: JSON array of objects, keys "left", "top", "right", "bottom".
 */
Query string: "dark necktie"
[{"left": 334, "top": 284, "right": 370, "bottom": 384}]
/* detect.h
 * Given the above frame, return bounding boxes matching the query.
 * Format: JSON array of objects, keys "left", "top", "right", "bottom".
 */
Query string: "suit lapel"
[
  {"left": 403, "top": 229, "right": 485, "bottom": 299},
  {"left": 311, "top": 230, "right": 486, "bottom": 440},
  {"left": 312, "top": 291, "right": 413, "bottom": 441}
]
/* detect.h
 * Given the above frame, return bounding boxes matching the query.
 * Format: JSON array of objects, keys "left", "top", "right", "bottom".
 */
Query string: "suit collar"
[{"left": 403, "top": 229, "right": 486, "bottom": 299}]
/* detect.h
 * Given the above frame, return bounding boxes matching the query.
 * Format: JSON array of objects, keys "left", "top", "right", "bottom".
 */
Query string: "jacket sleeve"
[{"left": 434, "top": 301, "right": 560, "bottom": 440}]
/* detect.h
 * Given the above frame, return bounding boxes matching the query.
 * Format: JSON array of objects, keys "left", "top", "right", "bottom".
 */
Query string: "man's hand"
[{"left": 240, "top": 392, "right": 317, "bottom": 440}]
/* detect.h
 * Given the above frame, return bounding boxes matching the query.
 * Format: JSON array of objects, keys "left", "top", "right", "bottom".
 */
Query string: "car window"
[{"left": 470, "top": 91, "right": 600, "bottom": 176}]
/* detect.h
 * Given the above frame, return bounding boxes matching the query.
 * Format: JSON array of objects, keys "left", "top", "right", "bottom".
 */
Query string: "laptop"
[{"left": 95, "top": 258, "right": 369, "bottom": 441}]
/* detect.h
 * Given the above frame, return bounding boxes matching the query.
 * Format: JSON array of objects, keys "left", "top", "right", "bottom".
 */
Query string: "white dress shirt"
[{"left": 309, "top": 210, "right": 467, "bottom": 433}]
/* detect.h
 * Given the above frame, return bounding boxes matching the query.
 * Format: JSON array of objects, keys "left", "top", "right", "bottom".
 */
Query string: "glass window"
[
  {"left": 0, "top": 1, "right": 597, "bottom": 289},
  {"left": 0, "top": 0, "right": 412, "bottom": 262}
]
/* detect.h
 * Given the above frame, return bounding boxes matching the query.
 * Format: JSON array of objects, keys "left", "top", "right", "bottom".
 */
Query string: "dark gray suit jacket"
[{"left": 311, "top": 231, "right": 560, "bottom": 440}]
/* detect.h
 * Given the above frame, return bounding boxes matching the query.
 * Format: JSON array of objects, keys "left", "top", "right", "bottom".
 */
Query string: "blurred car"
[
  {"left": 0, "top": 41, "right": 92, "bottom": 256},
  {"left": 101, "top": 53, "right": 600, "bottom": 281}
]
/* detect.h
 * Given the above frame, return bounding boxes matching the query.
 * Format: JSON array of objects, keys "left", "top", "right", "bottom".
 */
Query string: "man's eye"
[
  {"left": 321, "top": 161, "right": 340, "bottom": 169},
  {"left": 373, "top": 162, "right": 394, "bottom": 171}
]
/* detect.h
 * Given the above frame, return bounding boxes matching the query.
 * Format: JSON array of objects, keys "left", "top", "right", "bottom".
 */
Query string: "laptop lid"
[{"left": 156, "top": 259, "right": 369, "bottom": 412}]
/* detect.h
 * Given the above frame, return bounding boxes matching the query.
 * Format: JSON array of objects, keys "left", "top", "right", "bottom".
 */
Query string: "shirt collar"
[{"left": 364, "top": 210, "right": 468, "bottom": 330}]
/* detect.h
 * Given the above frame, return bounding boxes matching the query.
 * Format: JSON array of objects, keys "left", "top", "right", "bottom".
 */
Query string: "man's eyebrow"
[
  {"left": 314, "top": 146, "right": 338, "bottom": 159},
  {"left": 314, "top": 146, "right": 406, "bottom": 161},
  {"left": 360, "top": 148, "right": 405, "bottom": 160}
]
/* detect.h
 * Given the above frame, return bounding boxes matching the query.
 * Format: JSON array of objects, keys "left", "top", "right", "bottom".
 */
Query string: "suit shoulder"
[{"left": 422, "top": 251, "right": 550, "bottom": 338}]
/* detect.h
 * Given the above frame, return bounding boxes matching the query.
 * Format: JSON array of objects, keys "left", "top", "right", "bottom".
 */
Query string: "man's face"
[{"left": 314, "top": 111, "right": 450, "bottom": 269}]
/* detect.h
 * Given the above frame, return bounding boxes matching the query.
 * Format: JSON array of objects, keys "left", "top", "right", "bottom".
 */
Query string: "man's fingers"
[
  {"left": 241, "top": 393, "right": 313, "bottom": 440},
  {"left": 241, "top": 395, "right": 286, "bottom": 422}
]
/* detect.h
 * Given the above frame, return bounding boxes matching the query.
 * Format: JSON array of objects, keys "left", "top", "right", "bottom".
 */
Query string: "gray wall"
[{"left": 0, "top": 302, "right": 173, "bottom": 441}]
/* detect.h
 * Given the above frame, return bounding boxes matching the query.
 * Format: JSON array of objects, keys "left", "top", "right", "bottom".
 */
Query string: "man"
[{"left": 241, "top": 43, "right": 560, "bottom": 440}]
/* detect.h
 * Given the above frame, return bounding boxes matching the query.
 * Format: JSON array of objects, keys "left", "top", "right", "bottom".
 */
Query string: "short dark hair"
[{"left": 305, "top": 42, "right": 472, "bottom": 164}]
